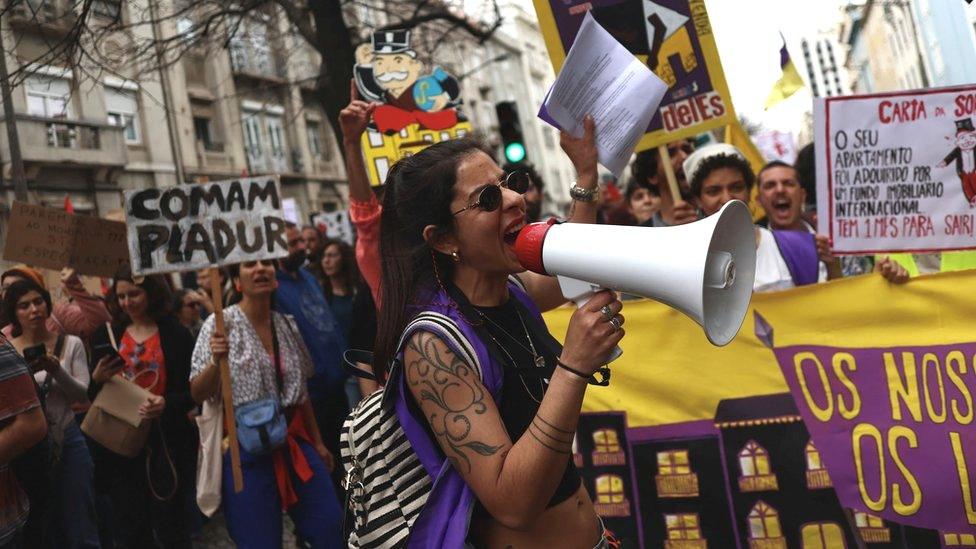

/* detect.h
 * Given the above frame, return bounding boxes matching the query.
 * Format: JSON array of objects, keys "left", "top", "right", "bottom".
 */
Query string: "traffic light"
[{"left": 495, "top": 101, "right": 527, "bottom": 164}]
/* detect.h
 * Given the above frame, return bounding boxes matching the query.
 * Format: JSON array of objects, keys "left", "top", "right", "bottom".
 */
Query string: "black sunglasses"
[{"left": 452, "top": 171, "right": 531, "bottom": 217}]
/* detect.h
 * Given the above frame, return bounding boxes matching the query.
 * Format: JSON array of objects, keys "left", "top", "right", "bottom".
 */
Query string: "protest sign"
[
  {"left": 532, "top": 0, "right": 736, "bottom": 152},
  {"left": 754, "top": 130, "right": 797, "bottom": 164},
  {"left": 354, "top": 28, "right": 473, "bottom": 186},
  {"left": 311, "top": 211, "right": 354, "bottom": 246},
  {"left": 814, "top": 84, "right": 976, "bottom": 255},
  {"left": 542, "top": 271, "right": 976, "bottom": 546},
  {"left": 124, "top": 176, "right": 288, "bottom": 276},
  {"left": 3, "top": 201, "right": 128, "bottom": 278}
]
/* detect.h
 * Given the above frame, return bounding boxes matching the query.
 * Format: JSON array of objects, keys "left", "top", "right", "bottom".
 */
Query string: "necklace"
[{"left": 474, "top": 307, "right": 547, "bottom": 404}]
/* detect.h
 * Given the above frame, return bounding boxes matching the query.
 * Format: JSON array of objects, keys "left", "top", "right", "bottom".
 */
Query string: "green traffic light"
[{"left": 504, "top": 142, "right": 526, "bottom": 163}]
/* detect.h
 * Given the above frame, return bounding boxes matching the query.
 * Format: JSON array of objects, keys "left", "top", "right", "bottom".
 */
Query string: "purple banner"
[{"left": 774, "top": 342, "right": 976, "bottom": 534}]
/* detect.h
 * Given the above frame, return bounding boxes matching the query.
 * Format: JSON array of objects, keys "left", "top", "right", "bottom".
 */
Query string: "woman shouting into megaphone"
[{"left": 367, "top": 115, "right": 624, "bottom": 548}]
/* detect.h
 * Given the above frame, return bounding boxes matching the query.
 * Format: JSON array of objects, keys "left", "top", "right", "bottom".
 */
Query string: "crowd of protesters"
[{"left": 2, "top": 86, "right": 965, "bottom": 549}]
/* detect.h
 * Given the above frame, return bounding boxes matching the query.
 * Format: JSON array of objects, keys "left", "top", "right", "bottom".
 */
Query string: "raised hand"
[{"left": 340, "top": 78, "right": 379, "bottom": 144}]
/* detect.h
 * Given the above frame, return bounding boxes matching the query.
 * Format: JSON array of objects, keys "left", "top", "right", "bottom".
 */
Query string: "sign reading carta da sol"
[
  {"left": 758, "top": 311, "right": 976, "bottom": 534},
  {"left": 814, "top": 84, "right": 976, "bottom": 255},
  {"left": 124, "top": 176, "right": 288, "bottom": 275}
]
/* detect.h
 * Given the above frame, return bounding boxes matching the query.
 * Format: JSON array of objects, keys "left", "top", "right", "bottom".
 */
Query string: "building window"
[
  {"left": 104, "top": 87, "right": 140, "bottom": 144},
  {"left": 747, "top": 501, "right": 785, "bottom": 549},
  {"left": 800, "top": 523, "right": 845, "bottom": 549},
  {"left": 656, "top": 449, "right": 698, "bottom": 498},
  {"left": 593, "top": 474, "right": 630, "bottom": 517},
  {"left": 945, "top": 533, "right": 976, "bottom": 546},
  {"left": 26, "top": 76, "right": 70, "bottom": 118},
  {"left": 854, "top": 512, "right": 890, "bottom": 543},
  {"left": 194, "top": 117, "right": 218, "bottom": 151},
  {"left": 306, "top": 120, "right": 322, "bottom": 158},
  {"left": 593, "top": 429, "right": 620, "bottom": 453},
  {"left": 738, "top": 440, "right": 778, "bottom": 492},
  {"left": 592, "top": 429, "right": 626, "bottom": 466},
  {"left": 92, "top": 0, "right": 121, "bottom": 19},
  {"left": 595, "top": 474, "right": 625, "bottom": 504},
  {"left": 664, "top": 513, "right": 706, "bottom": 548},
  {"left": 805, "top": 440, "right": 831, "bottom": 489}
]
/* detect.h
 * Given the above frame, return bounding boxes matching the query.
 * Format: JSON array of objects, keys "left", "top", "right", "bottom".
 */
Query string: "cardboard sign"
[
  {"left": 532, "top": 0, "right": 736, "bottom": 151},
  {"left": 814, "top": 85, "right": 976, "bottom": 254},
  {"left": 3, "top": 201, "right": 128, "bottom": 278},
  {"left": 124, "top": 177, "right": 288, "bottom": 275},
  {"left": 311, "top": 211, "right": 354, "bottom": 246},
  {"left": 354, "top": 28, "right": 473, "bottom": 185}
]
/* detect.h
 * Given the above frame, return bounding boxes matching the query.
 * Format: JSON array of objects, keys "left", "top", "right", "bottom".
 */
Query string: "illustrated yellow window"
[
  {"left": 658, "top": 450, "right": 691, "bottom": 476},
  {"left": 748, "top": 501, "right": 782, "bottom": 539},
  {"left": 665, "top": 513, "right": 702, "bottom": 540},
  {"left": 595, "top": 474, "right": 625, "bottom": 504},
  {"left": 801, "top": 522, "right": 846, "bottom": 549},
  {"left": 739, "top": 441, "right": 772, "bottom": 477},
  {"left": 806, "top": 441, "right": 824, "bottom": 471},
  {"left": 945, "top": 533, "right": 976, "bottom": 546},
  {"left": 854, "top": 512, "right": 883, "bottom": 528},
  {"left": 593, "top": 429, "right": 621, "bottom": 453}
]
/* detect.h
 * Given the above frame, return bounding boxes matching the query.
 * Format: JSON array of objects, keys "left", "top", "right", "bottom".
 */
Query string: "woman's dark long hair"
[
  {"left": 316, "top": 238, "right": 360, "bottom": 300},
  {"left": 372, "top": 138, "right": 489, "bottom": 381},
  {"left": 108, "top": 264, "right": 173, "bottom": 326},
  {"left": 2, "top": 279, "right": 52, "bottom": 338}
]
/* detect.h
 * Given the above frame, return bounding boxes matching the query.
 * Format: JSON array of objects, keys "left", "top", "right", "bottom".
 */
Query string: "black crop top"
[{"left": 471, "top": 298, "right": 582, "bottom": 510}]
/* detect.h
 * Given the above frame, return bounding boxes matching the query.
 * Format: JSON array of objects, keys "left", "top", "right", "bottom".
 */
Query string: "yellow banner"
[{"left": 542, "top": 270, "right": 976, "bottom": 428}]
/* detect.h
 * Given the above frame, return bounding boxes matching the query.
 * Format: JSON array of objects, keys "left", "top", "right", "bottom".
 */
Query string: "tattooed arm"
[{"left": 404, "top": 330, "right": 591, "bottom": 531}]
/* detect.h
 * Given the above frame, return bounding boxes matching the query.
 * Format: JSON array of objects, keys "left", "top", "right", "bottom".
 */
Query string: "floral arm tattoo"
[{"left": 405, "top": 331, "right": 503, "bottom": 473}]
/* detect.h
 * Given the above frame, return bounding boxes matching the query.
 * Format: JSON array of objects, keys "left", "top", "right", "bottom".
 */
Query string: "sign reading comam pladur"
[
  {"left": 124, "top": 177, "right": 288, "bottom": 275},
  {"left": 814, "top": 85, "right": 976, "bottom": 255}
]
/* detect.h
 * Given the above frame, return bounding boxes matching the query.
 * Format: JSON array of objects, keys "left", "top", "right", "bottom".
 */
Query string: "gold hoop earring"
[{"left": 451, "top": 250, "right": 460, "bottom": 263}]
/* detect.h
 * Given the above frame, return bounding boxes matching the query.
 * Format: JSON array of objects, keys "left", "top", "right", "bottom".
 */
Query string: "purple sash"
[
  {"left": 771, "top": 230, "right": 819, "bottom": 286},
  {"left": 386, "top": 281, "right": 544, "bottom": 548}
]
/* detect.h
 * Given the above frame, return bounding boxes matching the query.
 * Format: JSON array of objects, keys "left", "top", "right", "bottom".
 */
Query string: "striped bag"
[{"left": 340, "top": 311, "right": 484, "bottom": 548}]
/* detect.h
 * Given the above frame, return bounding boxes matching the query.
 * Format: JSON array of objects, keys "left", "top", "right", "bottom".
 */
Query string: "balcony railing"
[
  {"left": 7, "top": 0, "right": 77, "bottom": 30},
  {"left": 738, "top": 474, "right": 779, "bottom": 493},
  {"left": 656, "top": 473, "right": 700, "bottom": 498},
  {"left": 805, "top": 468, "right": 832, "bottom": 489},
  {"left": 859, "top": 527, "right": 891, "bottom": 543},
  {"left": 748, "top": 538, "right": 786, "bottom": 549},
  {"left": 230, "top": 45, "right": 284, "bottom": 80},
  {"left": 665, "top": 540, "right": 707, "bottom": 549},
  {"left": 0, "top": 115, "right": 126, "bottom": 167}
]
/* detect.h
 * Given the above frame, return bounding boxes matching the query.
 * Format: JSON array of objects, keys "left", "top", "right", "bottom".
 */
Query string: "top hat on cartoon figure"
[
  {"left": 956, "top": 118, "right": 975, "bottom": 135},
  {"left": 371, "top": 30, "right": 414, "bottom": 56}
]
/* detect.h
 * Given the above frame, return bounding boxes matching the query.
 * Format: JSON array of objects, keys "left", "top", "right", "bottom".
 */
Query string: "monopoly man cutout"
[
  {"left": 354, "top": 29, "right": 462, "bottom": 134},
  {"left": 938, "top": 117, "right": 976, "bottom": 207}
]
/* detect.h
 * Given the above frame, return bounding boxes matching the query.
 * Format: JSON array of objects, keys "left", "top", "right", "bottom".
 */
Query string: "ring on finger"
[
  {"left": 600, "top": 305, "right": 614, "bottom": 322},
  {"left": 610, "top": 316, "right": 623, "bottom": 331}
]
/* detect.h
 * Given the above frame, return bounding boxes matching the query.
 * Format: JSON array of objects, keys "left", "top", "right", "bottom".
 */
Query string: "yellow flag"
[{"left": 764, "top": 40, "right": 805, "bottom": 110}]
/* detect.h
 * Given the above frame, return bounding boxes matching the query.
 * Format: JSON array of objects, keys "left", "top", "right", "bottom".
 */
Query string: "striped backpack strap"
[{"left": 340, "top": 311, "right": 481, "bottom": 548}]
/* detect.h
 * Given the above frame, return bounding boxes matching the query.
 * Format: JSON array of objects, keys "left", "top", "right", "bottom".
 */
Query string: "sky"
[{"left": 705, "top": 0, "right": 849, "bottom": 136}]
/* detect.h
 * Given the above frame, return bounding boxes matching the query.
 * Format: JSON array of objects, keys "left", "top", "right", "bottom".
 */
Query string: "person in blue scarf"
[{"left": 371, "top": 115, "right": 625, "bottom": 548}]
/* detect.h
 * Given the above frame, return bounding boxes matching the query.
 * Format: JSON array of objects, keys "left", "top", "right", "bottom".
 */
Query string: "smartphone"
[
  {"left": 22, "top": 344, "right": 45, "bottom": 366},
  {"left": 91, "top": 342, "right": 123, "bottom": 366}
]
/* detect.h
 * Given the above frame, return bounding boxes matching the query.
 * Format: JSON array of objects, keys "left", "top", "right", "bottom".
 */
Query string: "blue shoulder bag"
[{"left": 235, "top": 318, "right": 287, "bottom": 455}]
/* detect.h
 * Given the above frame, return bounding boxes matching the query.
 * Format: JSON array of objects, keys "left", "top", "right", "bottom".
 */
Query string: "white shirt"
[
  {"left": 754, "top": 226, "right": 828, "bottom": 292},
  {"left": 34, "top": 335, "right": 89, "bottom": 434},
  {"left": 191, "top": 306, "right": 312, "bottom": 408},
  {"left": 754, "top": 227, "right": 796, "bottom": 293}
]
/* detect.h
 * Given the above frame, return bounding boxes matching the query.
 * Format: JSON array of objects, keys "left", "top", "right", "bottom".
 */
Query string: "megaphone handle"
[{"left": 556, "top": 276, "right": 624, "bottom": 364}]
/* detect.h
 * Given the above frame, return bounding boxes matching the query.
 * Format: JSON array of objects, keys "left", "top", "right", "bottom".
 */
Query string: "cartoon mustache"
[{"left": 376, "top": 70, "right": 409, "bottom": 83}]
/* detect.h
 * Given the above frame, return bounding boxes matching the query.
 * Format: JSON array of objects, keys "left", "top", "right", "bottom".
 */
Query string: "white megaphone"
[{"left": 514, "top": 200, "right": 756, "bottom": 358}]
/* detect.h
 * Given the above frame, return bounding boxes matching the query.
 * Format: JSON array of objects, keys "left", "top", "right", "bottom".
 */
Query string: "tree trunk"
[{"left": 310, "top": 0, "right": 357, "bottom": 159}]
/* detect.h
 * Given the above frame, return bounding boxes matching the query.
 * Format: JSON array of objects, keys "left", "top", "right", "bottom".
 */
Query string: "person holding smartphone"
[
  {"left": 3, "top": 278, "right": 100, "bottom": 548},
  {"left": 88, "top": 266, "right": 196, "bottom": 549}
]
